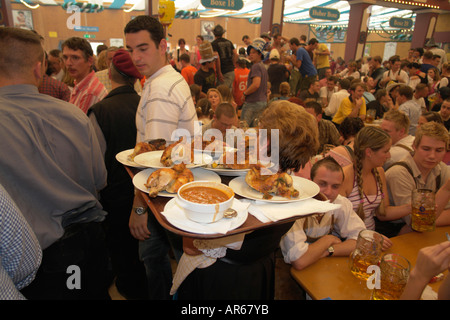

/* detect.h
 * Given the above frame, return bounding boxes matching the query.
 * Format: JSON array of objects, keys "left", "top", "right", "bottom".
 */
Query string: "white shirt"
[
  {"left": 324, "top": 89, "right": 349, "bottom": 117},
  {"left": 382, "top": 69, "right": 409, "bottom": 85},
  {"left": 136, "top": 65, "right": 198, "bottom": 142},
  {"left": 383, "top": 134, "right": 415, "bottom": 170},
  {"left": 399, "top": 99, "right": 421, "bottom": 136},
  {"left": 280, "top": 195, "right": 366, "bottom": 264},
  {"left": 319, "top": 86, "right": 337, "bottom": 107}
]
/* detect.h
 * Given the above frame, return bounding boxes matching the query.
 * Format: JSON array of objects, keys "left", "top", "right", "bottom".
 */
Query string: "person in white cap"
[
  {"left": 240, "top": 38, "right": 269, "bottom": 127},
  {"left": 267, "top": 49, "right": 289, "bottom": 95}
]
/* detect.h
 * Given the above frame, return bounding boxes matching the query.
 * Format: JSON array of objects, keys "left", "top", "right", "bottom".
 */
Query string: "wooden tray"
[{"left": 126, "top": 166, "right": 326, "bottom": 239}]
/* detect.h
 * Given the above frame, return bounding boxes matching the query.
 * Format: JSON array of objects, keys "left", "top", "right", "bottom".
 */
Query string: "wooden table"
[
  {"left": 125, "top": 166, "right": 326, "bottom": 239},
  {"left": 290, "top": 226, "right": 450, "bottom": 300}
]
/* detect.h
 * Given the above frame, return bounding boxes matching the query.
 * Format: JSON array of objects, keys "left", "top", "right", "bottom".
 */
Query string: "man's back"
[
  {"left": 212, "top": 37, "right": 235, "bottom": 74},
  {"left": 399, "top": 100, "right": 421, "bottom": 136},
  {"left": 0, "top": 84, "right": 107, "bottom": 249}
]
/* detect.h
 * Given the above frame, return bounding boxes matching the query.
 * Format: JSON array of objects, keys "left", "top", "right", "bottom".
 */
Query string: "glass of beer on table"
[
  {"left": 365, "top": 109, "right": 376, "bottom": 124},
  {"left": 371, "top": 253, "right": 410, "bottom": 300},
  {"left": 411, "top": 189, "right": 436, "bottom": 232},
  {"left": 349, "top": 230, "right": 384, "bottom": 281}
]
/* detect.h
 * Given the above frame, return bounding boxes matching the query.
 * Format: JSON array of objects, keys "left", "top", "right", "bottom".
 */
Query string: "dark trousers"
[
  {"left": 21, "top": 222, "right": 111, "bottom": 300},
  {"left": 101, "top": 195, "right": 148, "bottom": 299}
]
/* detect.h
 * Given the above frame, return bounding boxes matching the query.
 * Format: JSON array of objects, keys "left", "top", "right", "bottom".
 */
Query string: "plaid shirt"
[
  {"left": 38, "top": 74, "right": 71, "bottom": 102},
  {"left": 0, "top": 184, "right": 42, "bottom": 300},
  {"left": 70, "top": 70, "right": 107, "bottom": 113}
]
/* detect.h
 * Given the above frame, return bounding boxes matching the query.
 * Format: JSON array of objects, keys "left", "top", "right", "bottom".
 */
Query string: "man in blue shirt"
[{"left": 289, "top": 37, "right": 318, "bottom": 94}]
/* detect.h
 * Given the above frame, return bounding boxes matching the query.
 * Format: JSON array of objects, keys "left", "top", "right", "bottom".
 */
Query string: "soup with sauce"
[{"left": 180, "top": 186, "right": 230, "bottom": 204}]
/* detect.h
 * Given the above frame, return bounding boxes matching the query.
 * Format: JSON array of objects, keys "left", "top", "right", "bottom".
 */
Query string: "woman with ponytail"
[{"left": 340, "top": 126, "right": 410, "bottom": 235}]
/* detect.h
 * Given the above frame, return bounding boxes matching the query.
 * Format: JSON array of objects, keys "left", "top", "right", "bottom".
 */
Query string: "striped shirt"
[
  {"left": 136, "top": 65, "right": 198, "bottom": 142},
  {"left": 347, "top": 174, "right": 382, "bottom": 230},
  {"left": 70, "top": 70, "right": 107, "bottom": 114}
]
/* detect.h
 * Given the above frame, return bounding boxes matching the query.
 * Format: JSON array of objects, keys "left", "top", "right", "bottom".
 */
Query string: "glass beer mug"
[
  {"left": 349, "top": 230, "right": 384, "bottom": 281},
  {"left": 371, "top": 253, "right": 410, "bottom": 300},
  {"left": 411, "top": 189, "right": 436, "bottom": 232}
]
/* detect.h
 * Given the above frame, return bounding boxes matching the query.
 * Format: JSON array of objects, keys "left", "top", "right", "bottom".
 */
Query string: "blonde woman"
[
  {"left": 340, "top": 126, "right": 410, "bottom": 234},
  {"left": 206, "top": 88, "right": 223, "bottom": 113}
]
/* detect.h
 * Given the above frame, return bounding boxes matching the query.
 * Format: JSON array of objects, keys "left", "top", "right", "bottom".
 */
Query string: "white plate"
[
  {"left": 115, "top": 149, "right": 146, "bottom": 168},
  {"left": 133, "top": 167, "right": 221, "bottom": 197},
  {"left": 133, "top": 150, "right": 213, "bottom": 169},
  {"left": 229, "top": 176, "right": 320, "bottom": 203},
  {"left": 203, "top": 166, "right": 249, "bottom": 176},
  {"left": 162, "top": 198, "right": 248, "bottom": 234}
]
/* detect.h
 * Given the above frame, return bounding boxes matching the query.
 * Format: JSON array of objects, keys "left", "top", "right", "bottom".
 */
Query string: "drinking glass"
[
  {"left": 349, "top": 230, "right": 384, "bottom": 280},
  {"left": 411, "top": 189, "right": 436, "bottom": 232},
  {"left": 371, "top": 253, "right": 410, "bottom": 300}
]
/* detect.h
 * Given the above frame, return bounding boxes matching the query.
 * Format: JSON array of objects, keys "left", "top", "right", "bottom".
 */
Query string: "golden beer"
[
  {"left": 411, "top": 207, "right": 436, "bottom": 232},
  {"left": 365, "top": 114, "right": 374, "bottom": 124},
  {"left": 411, "top": 189, "right": 436, "bottom": 232},
  {"left": 349, "top": 254, "right": 378, "bottom": 280},
  {"left": 371, "top": 254, "right": 410, "bottom": 300},
  {"left": 349, "top": 230, "right": 384, "bottom": 280}
]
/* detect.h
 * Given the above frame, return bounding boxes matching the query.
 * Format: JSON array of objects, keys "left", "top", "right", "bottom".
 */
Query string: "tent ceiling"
[{"left": 15, "top": 0, "right": 448, "bottom": 30}]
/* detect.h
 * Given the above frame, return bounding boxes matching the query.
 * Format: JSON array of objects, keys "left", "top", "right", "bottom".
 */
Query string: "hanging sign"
[
  {"left": 201, "top": 0, "right": 244, "bottom": 11},
  {"left": 309, "top": 6, "right": 340, "bottom": 21},
  {"left": 389, "top": 17, "right": 413, "bottom": 29}
]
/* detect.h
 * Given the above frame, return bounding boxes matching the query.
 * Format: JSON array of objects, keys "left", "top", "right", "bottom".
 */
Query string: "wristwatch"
[
  {"left": 134, "top": 206, "right": 147, "bottom": 215},
  {"left": 327, "top": 246, "right": 335, "bottom": 257}
]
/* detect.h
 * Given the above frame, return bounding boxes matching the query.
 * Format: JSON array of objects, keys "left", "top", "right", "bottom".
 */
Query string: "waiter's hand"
[{"left": 129, "top": 209, "right": 151, "bottom": 240}]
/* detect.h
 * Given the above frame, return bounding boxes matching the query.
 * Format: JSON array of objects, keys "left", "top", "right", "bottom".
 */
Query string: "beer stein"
[
  {"left": 411, "top": 189, "right": 436, "bottom": 232},
  {"left": 349, "top": 230, "right": 384, "bottom": 280},
  {"left": 371, "top": 253, "right": 410, "bottom": 300}
]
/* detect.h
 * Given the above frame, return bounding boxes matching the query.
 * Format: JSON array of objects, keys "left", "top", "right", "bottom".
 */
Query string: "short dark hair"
[
  {"left": 398, "top": 85, "right": 413, "bottom": 100},
  {"left": 310, "top": 156, "right": 344, "bottom": 181},
  {"left": 289, "top": 37, "right": 300, "bottom": 46},
  {"left": 308, "top": 38, "right": 318, "bottom": 45},
  {"left": 61, "top": 37, "right": 93, "bottom": 59},
  {"left": 305, "top": 101, "right": 322, "bottom": 116},
  {"left": 124, "top": 15, "right": 164, "bottom": 48},
  {"left": 338, "top": 78, "right": 351, "bottom": 90},
  {"left": 180, "top": 53, "right": 190, "bottom": 63}
]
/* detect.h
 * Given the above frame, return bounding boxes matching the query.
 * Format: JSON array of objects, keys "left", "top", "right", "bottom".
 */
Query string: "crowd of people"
[{"left": 1, "top": 16, "right": 450, "bottom": 301}]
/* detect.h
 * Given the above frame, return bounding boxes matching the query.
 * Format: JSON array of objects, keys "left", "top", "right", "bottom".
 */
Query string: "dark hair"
[
  {"left": 124, "top": 15, "right": 164, "bottom": 48},
  {"left": 308, "top": 38, "right": 318, "bottom": 45},
  {"left": 310, "top": 156, "right": 344, "bottom": 181},
  {"left": 180, "top": 53, "right": 190, "bottom": 63},
  {"left": 305, "top": 101, "right": 322, "bottom": 116},
  {"left": 338, "top": 78, "right": 351, "bottom": 90},
  {"left": 339, "top": 117, "right": 364, "bottom": 140},
  {"left": 398, "top": 85, "right": 413, "bottom": 100},
  {"left": 49, "top": 49, "right": 62, "bottom": 59},
  {"left": 421, "top": 111, "right": 443, "bottom": 125},
  {"left": 178, "top": 38, "right": 186, "bottom": 45},
  {"left": 408, "top": 62, "right": 421, "bottom": 69},
  {"left": 61, "top": 37, "right": 93, "bottom": 59},
  {"left": 289, "top": 37, "right": 300, "bottom": 46}
]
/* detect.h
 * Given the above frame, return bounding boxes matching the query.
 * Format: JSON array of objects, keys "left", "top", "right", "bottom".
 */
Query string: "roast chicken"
[
  {"left": 128, "top": 139, "right": 167, "bottom": 160},
  {"left": 144, "top": 163, "right": 194, "bottom": 197},
  {"left": 160, "top": 137, "right": 194, "bottom": 167},
  {"left": 245, "top": 164, "right": 299, "bottom": 200}
]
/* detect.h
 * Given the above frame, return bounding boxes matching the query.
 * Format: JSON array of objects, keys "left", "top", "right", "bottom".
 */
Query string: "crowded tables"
[{"left": 290, "top": 226, "right": 450, "bottom": 300}]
